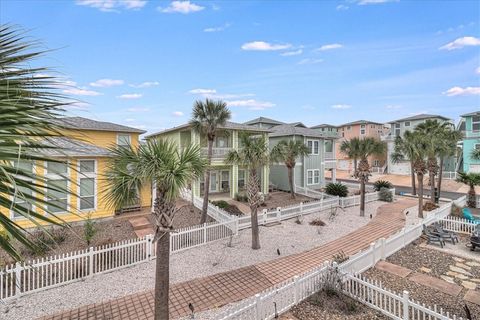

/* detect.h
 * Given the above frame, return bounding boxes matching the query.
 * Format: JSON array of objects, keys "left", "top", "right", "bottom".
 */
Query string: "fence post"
[
  {"left": 262, "top": 209, "right": 268, "bottom": 225},
  {"left": 14, "top": 262, "right": 21, "bottom": 297},
  {"left": 254, "top": 293, "right": 261, "bottom": 319},
  {"left": 203, "top": 223, "right": 207, "bottom": 244},
  {"left": 293, "top": 275, "right": 299, "bottom": 303},
  {"left": 300, "top": 202, "right": 303, "bottom": 215},
  {"left": 402, "top": 290, "right": 410, "bottom": 320},
  {"left": 276, "top": 207, "right": 281, "bottom": 223},
  {"left": 370, "top": 242, "right": 376, "bottom": 266},
  {"left": 235, "top": 217, "right": 239, "bottom": 235},
  {"left": 380, "top": 238, "right": 386, "bottom": 260},
  {"left": 89, "top": 247, "right": 94, "bottom": 276},
  {"left": 146, "top": 234, "right": 153, "bottom": 260}
]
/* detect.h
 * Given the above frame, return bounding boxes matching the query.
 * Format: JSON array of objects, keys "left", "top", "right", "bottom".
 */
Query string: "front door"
[{"left": 210, "top": 172, "right": 218, "bottom": 192}]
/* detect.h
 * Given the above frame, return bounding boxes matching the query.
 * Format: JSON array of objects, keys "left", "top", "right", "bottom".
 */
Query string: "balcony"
[
  {"left": 464, "top": 130, "right": 480, "bottom": 138},
  {"left": 325, "top": 151, "right": 335, "bottom": 160},
  {"left": 201, "top": 147, "right": 233, "bottom": 159}
]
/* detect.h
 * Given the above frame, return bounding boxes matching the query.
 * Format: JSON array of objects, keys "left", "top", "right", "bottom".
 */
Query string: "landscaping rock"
[
  {"left": 461, "top": 281, "right": 478, "bottom": 290},
  {"left": 455, "top": 262, "right": 472, "bottom": 270},
  {"left": 440, "top": 275, "right": 455, "bottom": 283},
  {"left": 419, "top": 267, "right": 431, "bottom": 273},
  {"left": 449, "top": 266, "right": 473, "bottom": 276}
]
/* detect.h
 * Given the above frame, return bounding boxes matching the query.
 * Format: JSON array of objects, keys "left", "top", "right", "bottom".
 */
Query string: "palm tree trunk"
[
  {"left": 417, "top": 173, "right": 424, "bottom": 219},
  {"left": 353, "top": 158, "right": 358, "bottom": 177},
  {"left": 248, "top": 169, "right": 261, "bottom": 250},
  {"left": 154, "top": 231, "right": 170, "bottom": 320},
  {"left": 430, "top": 172, "right": 436, "bottom": 202},
  {"left": 437, "top": 157, "right": 444, "bottom": 199},
  {"left": 288, "top": 166, "right": 295, "bottom": 199},
  {"left": 410, "top": 161, "right": 416, "bottom": 195},
  {"left": 190, "top": 182, "right": 195, "bottom": 212},
  {"left": 360, "top": 177, "right": 366, "bottom": 217},
  {"left": 468, "top": 184, "right": 476, "bottom": 208},
  {"left": 200, "top": 139, "right": 214, "bottom": 224}
]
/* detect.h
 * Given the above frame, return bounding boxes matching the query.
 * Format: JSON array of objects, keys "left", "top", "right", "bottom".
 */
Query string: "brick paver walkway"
[{"left": 42, "top": 198, "right": 417, "bottom": 320}]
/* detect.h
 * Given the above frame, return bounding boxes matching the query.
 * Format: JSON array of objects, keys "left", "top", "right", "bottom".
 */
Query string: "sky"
[{"left": 1, "top": 0, "right": 480, "bottom": 135}]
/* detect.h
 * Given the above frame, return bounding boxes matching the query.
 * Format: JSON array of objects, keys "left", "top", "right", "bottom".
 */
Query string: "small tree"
[
  {"left": 391, "top": 131, "right": 418, "bottom": 196},
  {"left": 340, "top": 138, "right": 362, "bottom": 177},
  {"left": 456, "top": 172, "right": 480, "bottom": 208},
  {"left": 83, "top": 213, "right": 97, "bottom": 246},
  {"left": 226, "top": 133, "right": 270, "bottom": 250},
  {"left": 325, "top": 182, "right": 348, "bottom": 197},
  {"left": 271, "top": 139, "right": 309, "bottom": 199}
]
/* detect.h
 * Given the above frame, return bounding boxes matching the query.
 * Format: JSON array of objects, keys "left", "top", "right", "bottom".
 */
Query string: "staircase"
[{"left": 128, "top": 216, "right": 153, "bottom": 238}]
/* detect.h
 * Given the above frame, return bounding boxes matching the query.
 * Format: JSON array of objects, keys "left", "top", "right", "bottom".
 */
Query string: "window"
[
  {"left": 361, "top": 124, "right": 365, "bottom": 128},
  {"left": 307, "top": 140, "right": 319, "bottom": 155},
  {"left": 46, "top": 161, "right": 68, "bottom": 213},
  {"left": 347, "top": 126, "right": 351, "bottom": 130},
  {"left": 473, "top": 115, "right": 480, "bottom": 131},
  {"left": 360, "top": 129, "right": 366, "bottom": 135},
  {"left": 117, "top": 134, "right": 131, "bottom": 146},
  {"left": 79, "top": 160, "right": 96, "bottom": 210},
  {"left": 395, "top": 123, "right": 401, "bottom": 136},
  {"left": 307, "top": 169, "right": 320, "bottom": 185},
  {"left": 221, "top": 171, "right": 230, "bottom": 192},
  {"left": 475, "top": 144, "right": 480, "bottom": 150},
  {"left": 373, "top": 160, "right": 380, "bottom": 167},
  {"left": 405, "top": 121, "right": 411, "bottom": 127},
  {"left": 238, "top": 170, "right": 246, "bottom": 190},
  {"left": 216, "top": 136, "right": 228, "bottom": 148},
  {"left": 12, "top": 161, "right": 34, "bottom": 219}
]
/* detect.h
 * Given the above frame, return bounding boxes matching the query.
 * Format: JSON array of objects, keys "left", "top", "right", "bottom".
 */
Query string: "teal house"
[{"left": 459, "top": 111, "right": 480, "bottom": 173}]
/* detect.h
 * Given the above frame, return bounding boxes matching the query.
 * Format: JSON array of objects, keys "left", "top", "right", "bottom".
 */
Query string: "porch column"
[
  {"left": 332, "top": 168, "right": 337, "bottom": 183},
  {"left": 231, "top": 165, "right": 238, "bottom": 198}
]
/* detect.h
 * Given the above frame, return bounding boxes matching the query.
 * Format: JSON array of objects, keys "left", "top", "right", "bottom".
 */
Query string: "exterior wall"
[
  {"left": 462, "top": 115, "right": 480, "bottom": 173},
  {"left": 63, "top": 130, "right": 141, "bottom": 149}
]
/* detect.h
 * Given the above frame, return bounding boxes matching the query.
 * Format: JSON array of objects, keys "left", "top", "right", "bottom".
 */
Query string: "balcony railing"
[
  {"left": 201, "top": 147, "right": 233, "bottom": 159},
  {"left": 325, "top": 151, "right": 335, "bottom": 160},
  {"left": 464, "top": 130, "right": 480, "bottom": 138}
]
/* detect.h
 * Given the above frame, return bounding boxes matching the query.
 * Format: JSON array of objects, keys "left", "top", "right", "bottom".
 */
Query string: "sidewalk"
[{"left": 41, "top": 198, "right": 417, "bottom": 320}]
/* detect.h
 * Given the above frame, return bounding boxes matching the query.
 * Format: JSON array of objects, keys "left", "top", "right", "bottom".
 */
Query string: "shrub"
[
  {"left": 332, "top": 250, "right": 349, "bottom": 264},
  {"left": 309, "top": 218, "right": 326, "bottom": 226},
  {"left": 211, "top": 200, "right": 230, "bottom": 209},
  {"left": 234, "top": 192, "right": 248, "bottom": 202},
  {"left": 373, "top": 180, "right": 393, "bottom": 191},
  {"left": 25, "top": 227, "right": 67, "bottom": 256},
  {"left": 423, "top": 201, "right": 439, "bottom": 211},
  {"left": 378, "top": 187, "right": 393, "bottom": 202},
  {"left": 84, "top": 213, "right": 97, "bottom": 246},
  {"left": 451, "top": 203, "right": 462, "bottom": 217},
  {"left": 325, "top": 183, "right": 348, "bottom": 197}
]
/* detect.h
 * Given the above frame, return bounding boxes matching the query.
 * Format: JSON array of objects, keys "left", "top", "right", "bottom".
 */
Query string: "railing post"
[
  {"left": 146, "top": 234, "right": 153, "bottom": 260},
  {"left": 300, "top": 202, "right": 303, "bottom": 215},
  {"left": 14, "top": 262, "right": 22, "bottom": 297},
  {"left": 402, "top": 227, "right": 406, "bottom": 248},
  {"left": 293, "top": 275, "right": 299, "bottom": 303},
  {"left": 254, "top": 293, "right": 261, "bottom": 319},
  {"left": 262, "top": 209, "right": 268, "bottom": 225},
  {"left": 89, "top": 247, "right": 94, "bottom": 276},
  {"left": 380, "top": 238, "right": 386, "bottom": 260},
  {"left": 402, "top": 290, "right": 410, "bottom": 320},
  {"left": 203, "top": 223, "right": 207, "bottom": 244},
  {"left": 276, "top": 207, "right": 281, "bottom": 223},
  {"left": 370, "top": 242, "right": 376, "bottom": 266}
]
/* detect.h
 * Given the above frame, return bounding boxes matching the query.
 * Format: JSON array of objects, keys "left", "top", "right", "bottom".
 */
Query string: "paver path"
[{"left": 42, "top": 198, "right": 417, "bottom": 320}]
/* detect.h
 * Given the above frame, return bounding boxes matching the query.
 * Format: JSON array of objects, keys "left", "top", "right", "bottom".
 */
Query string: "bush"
[
  {"left": 309, "top": 218, "right": 326, "bottom": 226},
  {"left": 24, "top": 227, "right": 67, "bottom": 256},
  {"left": 451, "top": 203, "right": 462, "bottom": 217},
  {"left": 423, "top": 201, "right": 439, "bottom": 211},
  {"left": 234, "top": 192, "right": 248, "bottom": 202},
  {"left": 325, "top": 183, "right": 348, "bottom": 197},
  {"left": 378, "top": 187, "right": 393, "bottom": 202},
  {"left": 84, "top": 213, "right": 97, "bottom": 246},
  {"left": 332, "top": 250, "right": 349, "bottom": 264},
  {"left": 373, "top": 180, "right": 393, "bottom": 191},
  {"left": 211, "top": 200, "right": 230, "bottom": 209}
]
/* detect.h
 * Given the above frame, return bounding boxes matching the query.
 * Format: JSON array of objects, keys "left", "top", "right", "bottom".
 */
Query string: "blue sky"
[{"left": 2, "top": 0, "right": 479, "bottom": 134}]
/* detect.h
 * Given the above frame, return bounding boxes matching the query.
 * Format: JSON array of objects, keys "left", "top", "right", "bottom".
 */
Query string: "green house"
[
  {"left": 459, "top": 111, "right": 480, "bottom": 173},
  {"left": 145, "top": 121, "right": 271, "bottom": 199}
]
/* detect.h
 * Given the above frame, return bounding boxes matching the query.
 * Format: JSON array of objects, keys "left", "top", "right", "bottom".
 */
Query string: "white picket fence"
[
  {"left": 339, "top": 189, "right": 396, "bottom": 208},
  {"left": 215, "top": 202, "right": 460, "bottom": 320},
  {"left": 441, "top": 171, "right": 457, "bottom": 180},
  {"left": 440, "top": 216, "right": 477, "bottom": 234},
  {"left": 293, "top": 185, "right": 336, "bottom": 200}
]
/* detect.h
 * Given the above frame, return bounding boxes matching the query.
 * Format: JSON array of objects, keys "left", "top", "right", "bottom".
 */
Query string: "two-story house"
[
  {"left": 310, "top": 124, "right": 340, "bottom": 139},
  {"left": 382, "top": 113, "right": 455, "bottom": 175},
  {"left": 458, "top": 111, "right": 480, "bottom": 173},
  {"left": 145, "top": 121, "right": 271, "bottom": 200},
  {"left": 335, "top": 120, "right": 388, "bottom": 173},
  {"left": 245, "top": 119, "right": 337, "bottom": 191},
  {"left": 5, "top": 116, "right": 150, "bottom": 229}
]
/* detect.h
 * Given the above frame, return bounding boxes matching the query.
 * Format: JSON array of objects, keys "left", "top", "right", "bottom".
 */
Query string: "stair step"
[
  {"left": 129, "top": 217, "right": 151, "bottom": 230},
  {"left": 134, "top": 227, "right": 154, "bottom": 238}
]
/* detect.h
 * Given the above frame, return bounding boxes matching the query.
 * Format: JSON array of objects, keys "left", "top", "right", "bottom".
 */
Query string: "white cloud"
[
  {"left": 336, "top": 4, "right": 349, "bottom": 10},
  {"left": 331, "top": 104, "right": 351, "bottom": 109},
  {"left": 298, "top": 58, "right": 323, "bottom": 65},
  {"left": 439, "top": 36, "right": 480, "bottom": 50},
  {"left": 76, "top": 0, "right": 146, "bottom": 12},
  {"left": 189, "top": 88, "right": 217, "bottom": 95},
  {"left": 127, "top": 106, "right": 150, "bottom": 112},
  {"left": 356, "top": 0, "right": 398, "bottom": 5},
  {"left": 63, "top": 87, "right": 102, "bottom": 96},
  {"left": 189, "top": 88, "right": 255, "bottom": 100},
  {"left": 117, "top": 93, "right": 143, "bottom": 99},
  {"left": 315, "top": 43, "right": 343, "bottom": 51},
  {"left": 385, "top": 105, "right": 402, "bottom": 109},
  {"left": 241, "top": 41, "right": 292, "bottom": 51},
  {"left": 280, "top": 49, "right": 303, "bottom": 56},
  {"left": 129, "top": 81, "right": 160, "bottom": 88},
  {"left": 172, "top": 111, "right": 184, "bottom": 117},
  {"left": 89, "top": 78, "right": 124, "bottom": 87},
  {"left": 226, "top": 99, "right": 276, "bottom": 110},
  {"left": 158, "top": 1, "right": 204, "bottom": 14},
  {"left": 204, "top": 23, "right": 231, "bottom": 32},
  {"left": 65, "top": 102, "right": 91, "bottom": 110},
  {"left": 443, "top": 86, "right": 480, "bottom": 96},
  {"left": 125, "top": 118, "right": 136, "bottom": 122},
  {"left": 476, "top": 67, "right": 480, "bottom": 74}
]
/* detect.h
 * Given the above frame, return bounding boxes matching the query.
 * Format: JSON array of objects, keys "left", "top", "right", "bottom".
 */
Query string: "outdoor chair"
[
  {"left": 462, "top": 208, "right": 480, "bottom": 224},
  {"left": 432, "top": 222, "right": 458, "bottom": 244},
  {"left": 422, "top": 225, "right": 445, "bottom": 248}
]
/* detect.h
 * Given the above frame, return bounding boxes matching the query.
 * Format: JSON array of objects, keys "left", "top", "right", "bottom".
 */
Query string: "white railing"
[
  {"left": 441, "top": 171, "right": 457, "bottom": 180},
  {"left": 477, "top": 195, "right": 480, "bottom": 209},
  {"left": 201, "top": 147, "right": 232, "bottom": 159},
  {"left": 339, "top": 189, "right": 395, "bottom": 208},
  {"left": 215, "top": 202, "right": 458, "bottom": 320},
  {"left": 440, "top": 216, "right": 477, "bottom": 234},
  {"left": 0, "top": 220, "right": 235, "bottom": 301},
  {"left": 324, "top": 151, "right": 334, "bottom": 159},
  {"left": 294, "top": 185, "right": 337, "bottom": 200}
]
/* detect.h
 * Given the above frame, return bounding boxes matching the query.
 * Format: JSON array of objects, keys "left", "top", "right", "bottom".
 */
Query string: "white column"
[{"left": 332, "top": 168, "right": 337, "bottom": 183}]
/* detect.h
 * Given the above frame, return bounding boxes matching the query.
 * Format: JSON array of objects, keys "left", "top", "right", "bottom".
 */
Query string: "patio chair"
[
  {"left": 432, "top": 222, "right": 458, "bottom": 244},
  {"left": 462, "top": 208, "right": 480, "bottom": 224},
  {"left": 422, "top": 225, "right": 445, "bottom": 248}
]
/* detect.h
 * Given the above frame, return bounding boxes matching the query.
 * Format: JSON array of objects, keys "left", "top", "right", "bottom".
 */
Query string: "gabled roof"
[
  {"left": 310, "top": 124, "right": 337, "bottom": 129},
  {"left": 289, "top": 122, "right": 307, "bottom": 128},
  {"left": 461, "top": 111, "right": 480, "bottom": 117},
  {"left": 41, "top": 137, "right": 111, "bottom": 157},
  {"left": 269, "top": 123, "right": 333, "bottom": 139},
  {"left": 338, "top": 120, "right": 384, "bottom": 127},
  {"left": 145, "top": 121, "right": 271, "bottom": 139},
  {"left": 389, "top": 113, "right": 450, "bottom": 123},
  {"left": 243, "top": 117, "right": 285, "bottom": 126},
  {"left": 56, "top": 116, "right": 145, "bottom": 134}
]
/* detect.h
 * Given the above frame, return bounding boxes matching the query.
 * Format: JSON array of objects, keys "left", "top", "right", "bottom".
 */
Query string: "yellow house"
[{"left": 4, "top": 116, "right": 151, "bottom": 229}]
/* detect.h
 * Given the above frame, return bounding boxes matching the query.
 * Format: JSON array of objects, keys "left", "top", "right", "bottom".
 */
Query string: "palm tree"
[
  {"left": 408, "top": 132, "right": 429, "bottom": 218},
  {"left": 355, "top": 138, "right": 386, "bottom": 217},
  {"left": 471, "top": 149, "right": 480, "bottom": 161},
  {"left": 271, "top": 139, "right": 309, "bottom": 199},
  {"left": 225, "top": 133, "right": 270, "bottom": 249},
  {"left": 0, "top": 25, "right": 73, "bottom": 259},
  {"left": 105, "top": 140, "right": 205, "bottom": 320},
  {"left": 340, "top": 137, "right": 362, "bottom": 177},
  {"left": 391, "top": 131, "right": 419, "bottom": 196},
  {"left": 190, "top": 99, "right": 231, "bottom": 224},
  {"left": 456, "top": 172, "right": 480, "bottom": 208}
]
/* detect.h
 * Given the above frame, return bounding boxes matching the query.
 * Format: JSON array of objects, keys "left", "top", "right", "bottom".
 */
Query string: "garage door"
[{"left": 470, "top": 164, "right": 480, "bottom": 173}]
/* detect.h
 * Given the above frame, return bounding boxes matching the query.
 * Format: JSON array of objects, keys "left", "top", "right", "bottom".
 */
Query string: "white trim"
[
  {"left": 306, "top": 139, "right": 319, "bottom": 155},
  {"left": 306, "top": 169, "right": 320, "bottom": 185},
  {"left": 77, "top": 159, "right": 97, "bottom": 212}
]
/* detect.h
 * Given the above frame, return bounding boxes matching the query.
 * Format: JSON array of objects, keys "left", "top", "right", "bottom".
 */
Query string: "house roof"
[
  {"left": 243, "top": 117, "right": 285, "bottom": 126},
  {"left": 40, "top": 137, "right": 112, "bottom": 157},
  {"left": 461, "top": 111, "right": 480, "bottom": 117},
  {"left": 55, "top": 116, "right": 146, "bottom": 134},
  {"left": 310, "top": 124, "right": 338, "bottom": 129},
  {"left": 269, "top": 123, "right": 333, "bottom": 139},
  {"left": 338, "top": 120, "right": 385, "bottom": 127},
  {"left": 145, "top": 121, "right": 271, "bottom": 139},
  {"left": 389, "top": 113, "right": 450, "bottom": 123}
]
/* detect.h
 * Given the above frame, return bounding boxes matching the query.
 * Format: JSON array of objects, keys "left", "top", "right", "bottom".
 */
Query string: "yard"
[{"left": 364, "top": 240, "right": 480, "bottom": 318}]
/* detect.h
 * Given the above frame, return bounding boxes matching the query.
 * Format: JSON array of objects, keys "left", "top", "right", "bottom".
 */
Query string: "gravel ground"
[
  {"left": 364, "top": 242, "right": 480, "bottom": 318},
  {"left": 1, "top": 201, "right": 384, "bottom": 320},
  {"left": 262, "top": 191, "right": 314, "bottom": 210}
]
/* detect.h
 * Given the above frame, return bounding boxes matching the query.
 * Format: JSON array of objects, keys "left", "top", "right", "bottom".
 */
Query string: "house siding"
[{"left": 462, "top": 114, "right": 480, "bottom": 172}]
